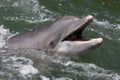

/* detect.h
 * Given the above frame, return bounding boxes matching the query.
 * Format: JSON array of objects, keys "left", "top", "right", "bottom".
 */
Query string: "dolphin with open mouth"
[{"left": 5, "top": 15, "right": 103, "bottom": 55}]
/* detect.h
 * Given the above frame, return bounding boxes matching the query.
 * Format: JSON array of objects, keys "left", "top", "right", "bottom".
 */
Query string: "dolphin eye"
[
  {"left": 50, "top": 42, "right": 54, "bottom": 45},
  {"left": 49, "top": 41, "right": 55, "bottom": 48}
]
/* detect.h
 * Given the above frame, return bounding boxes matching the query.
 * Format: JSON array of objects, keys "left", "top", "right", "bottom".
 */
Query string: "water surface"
[{"left": 0, "top": 0, "right": 120, "bottom": 80}]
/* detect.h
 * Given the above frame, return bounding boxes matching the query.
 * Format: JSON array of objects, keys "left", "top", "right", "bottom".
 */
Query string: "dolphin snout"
[
  {"left": 90, "top": 38, "right": 103, "bottom": 47},
  {"left": 97, "top": 38, "right": 103, "bottom": 44},
  {"left": 86, "top": 15, "right": 93, "bottom": 20}
]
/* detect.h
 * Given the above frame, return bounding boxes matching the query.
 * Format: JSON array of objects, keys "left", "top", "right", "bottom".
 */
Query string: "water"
[{"left": 0, "top": 0, "right": 120, "bottom": 80}]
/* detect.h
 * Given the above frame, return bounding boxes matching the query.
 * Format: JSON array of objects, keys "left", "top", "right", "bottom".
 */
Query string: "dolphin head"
[
  {"left": 53, "top": 15, "right": 103, "bottom": 55},
  {"left": 6, "top": 15, "right": 103, "bottom": 55}
]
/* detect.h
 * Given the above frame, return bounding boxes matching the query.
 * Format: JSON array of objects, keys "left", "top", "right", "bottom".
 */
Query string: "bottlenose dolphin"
[{"left": 5, "top": 15, "right": 103, "bottom": 55}]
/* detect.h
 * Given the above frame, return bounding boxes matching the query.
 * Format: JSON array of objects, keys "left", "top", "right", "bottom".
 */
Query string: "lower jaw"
[{"left": 64, "top": 37, "right": 103, "bottom": 44}]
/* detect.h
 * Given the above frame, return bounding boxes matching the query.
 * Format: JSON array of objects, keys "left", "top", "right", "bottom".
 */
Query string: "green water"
[{"left": 0, "top": 0, "right": 120, "bottom": 80}]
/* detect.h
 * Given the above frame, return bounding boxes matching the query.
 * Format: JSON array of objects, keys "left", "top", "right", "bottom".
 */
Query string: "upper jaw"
[
  {"left": 61, "top": 15, "right": 103, "bottom": 45},
  {"left": 76, "top": 15, "right": 93, "bottom": 33}
]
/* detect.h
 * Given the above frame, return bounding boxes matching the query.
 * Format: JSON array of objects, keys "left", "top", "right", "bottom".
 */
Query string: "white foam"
[
  {"left": 51, "top": 59, "right": 120, "bottom": 80},
  {"left": 1, "top": 42, "right": 120, "bottom": 80},
  {"left": 1, "top": 49, "right": 120, "bottom": 79},
  {"left": 55, "top": 77, "right": 73, "bottom": 80},
  {"left": 40, "top": 75, "right": 50, "bottom": 80},
  {"left": 117, "top": 24, "right": 120, "bottom": 29},
  {"left": 19, "top": 65, "right": 38, "bottom": 75},
  {"left": 0, "top": 25, "right": 11, "bottom": 48},
  {"left": 2, "top": 56, "right": 39, "bottom": 75}
]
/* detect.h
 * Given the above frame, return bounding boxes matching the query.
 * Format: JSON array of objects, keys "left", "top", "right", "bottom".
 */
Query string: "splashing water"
[
  {"left": 0, "top": 49, "right": 120, "bottom": 80},
  {"left": 0, "top": 0, "right": 57, "bottom": 23},
  {"left": 0, "top": 23, "right": 119, "bottom": 80},
  {"left": 0, "top": 25, "right": 11, "bottom": 48},
  {"left": 0, "top": 0, "right": 120, "bottom": 80}
]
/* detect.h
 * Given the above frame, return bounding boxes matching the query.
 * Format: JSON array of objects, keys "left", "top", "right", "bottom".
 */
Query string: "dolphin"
[{"left": 5, "top": 15, "right": 103, "bottom": 55}]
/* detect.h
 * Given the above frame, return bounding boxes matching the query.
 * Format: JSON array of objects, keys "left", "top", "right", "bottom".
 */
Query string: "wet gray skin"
[{"left": 6, "top": 15, "right": 103, "bottom": 55}]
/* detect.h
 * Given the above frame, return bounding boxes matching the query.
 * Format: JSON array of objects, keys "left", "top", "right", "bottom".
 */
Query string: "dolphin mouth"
[{"left": 62, "top": 15, "right": 103, "bottom": 43}]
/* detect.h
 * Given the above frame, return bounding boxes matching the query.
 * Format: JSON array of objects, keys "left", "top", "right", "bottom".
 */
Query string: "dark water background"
[{"left": 0, "top": 0, "right": 120, "bottom": 80}]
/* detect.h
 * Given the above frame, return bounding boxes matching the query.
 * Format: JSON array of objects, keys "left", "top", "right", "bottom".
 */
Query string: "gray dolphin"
[{"left": 5, "top": 15, "right": 103, "bottom": 55}]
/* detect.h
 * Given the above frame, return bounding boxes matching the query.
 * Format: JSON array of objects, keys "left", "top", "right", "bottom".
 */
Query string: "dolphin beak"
[
  {"left": 56, "top": 15, "right": 103, "bottom": 55},
  {"left": 86, "top": 15, "right": 93, "bottom": 20}
]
